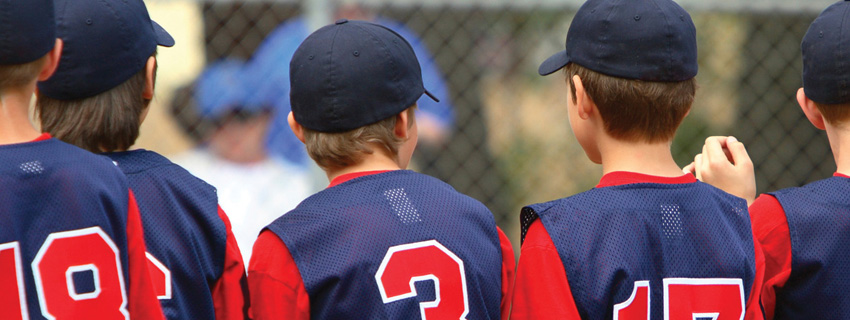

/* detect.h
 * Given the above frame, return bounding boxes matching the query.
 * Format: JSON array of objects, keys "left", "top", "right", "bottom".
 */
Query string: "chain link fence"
[{"left": 143, "top": 0, "right": 835, "bottom": 246}]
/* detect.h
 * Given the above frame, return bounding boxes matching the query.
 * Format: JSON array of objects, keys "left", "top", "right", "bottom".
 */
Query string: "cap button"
[{"left": 335, "top": 18, "right": 349, "bottom": 25}]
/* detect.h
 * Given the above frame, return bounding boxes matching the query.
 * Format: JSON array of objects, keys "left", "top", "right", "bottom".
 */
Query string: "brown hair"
[
  {"left": 0, "top": 56, "right": 47, "bottom": 90},
  {"left": 565, "top": 63, "right": 696, "bottom": 143},
  {"left": 36, "top": 66, "right": 149, "bottom": 152},
  {"left": 303, "top": 106, "right": 416, "bottom": 171},
  {"left": 814, "top": 102, "right": 850, "bottom": 125}
]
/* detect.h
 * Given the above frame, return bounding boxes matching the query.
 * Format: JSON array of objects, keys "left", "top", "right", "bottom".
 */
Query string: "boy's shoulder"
[
  {"left": 525, "top": 179, "right": 744, "bottom": 217},
  {"left": 770, "top": 175, "right": 850, "bottom": 207},
  {"left": 306, "top": 170, "right": 465, "bottom": 200},
  {"left": 284, "top": 170, "right": 488, "bottom": 217},
  {"left": 0, "top": 138, "right": 130, "bottom": 200},
  {"left": 1, "top": 138, "right": 122, "bottom": 174},
  {"left": 106, "top": 149, "right": 182, "bottom": 175},
  {"left": 105, "top": 149, "right": 217, "bottom": 192}
]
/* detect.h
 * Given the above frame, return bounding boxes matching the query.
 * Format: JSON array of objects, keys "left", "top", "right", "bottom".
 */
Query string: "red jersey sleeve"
[
  {"left": 248, "top": 230, "right": 310, "bottom": 320},
  {"left": 212, "top": 206, "right": 250, "bottom": 320},
  {"left": 126, "top": 191, "right": 166, "bottom": 320},
  {"left": 746, "top": 232, "right": 766, "bottom": 320},
  {"left": 748, "top": 194, "right": 792, "bottom": 320},
  {"left": 496, "top": 227, "right": 515, "bottom": 320},
  {"left": 510, "top": 220, "right": 581, "bottom": 320}
]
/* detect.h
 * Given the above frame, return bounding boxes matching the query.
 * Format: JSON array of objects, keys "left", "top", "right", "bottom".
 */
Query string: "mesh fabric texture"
[
  {"left": 522, "top": 181, "right": 756, "bottom": 319},
  {"left": 0, "top": 139, "right": 132, "bottom": 318},
  {"left": 106, "top": 150, "right": 234, "bottom": 319},
  {"left": 266, "top": 170, "right": 503, "bottom": 319},
  {"left": 771, "top": 177, "right": 850, "bottom": 319}
]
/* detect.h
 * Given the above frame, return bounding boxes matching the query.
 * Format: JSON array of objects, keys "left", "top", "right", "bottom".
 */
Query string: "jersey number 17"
[{"left": 614, "top": 278, "right": 746, "bottom": 320}]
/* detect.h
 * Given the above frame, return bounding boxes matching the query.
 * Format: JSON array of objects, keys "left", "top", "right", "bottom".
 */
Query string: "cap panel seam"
[
  {"left": 98, "top": 0, "right": 130, "bottom": 53},
  {"left": 648, "top": 0, "right": 674, "bottom": 80},
  {"left": 361, "top": 24, "right": 403, "bottom": 112},
  {"left": 327, "top": 26, "right": 343, "bottom": 127},
  {"left": 379, "top": 24, "right": 425, "bottom": 109},
  {"left": 598, "top": 0, "right": 620, "bottom": 71},
  {"left": 85, "top": 0, "right": 135, "bottom": 98}
]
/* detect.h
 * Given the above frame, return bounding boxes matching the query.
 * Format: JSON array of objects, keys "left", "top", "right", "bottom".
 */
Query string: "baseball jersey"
[
  {"left": 751, "top": 173, "right": 850, "bottom": 319},
  {"left": 0, "top": 134, "right": 164, "bottom": 319},
  {"left": 512, "top": 171, "right": 765, "bottom": 320},
  {"left": 105, "top": 149, "right": 248, "bottom": 319},
  {"left": 249, "top": 170, "right": 514, "bottom": 320}
]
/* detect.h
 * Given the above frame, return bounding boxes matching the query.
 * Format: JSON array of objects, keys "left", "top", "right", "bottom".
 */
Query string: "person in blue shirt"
[{"left": 244, "top": 4, "right": 455, "bottom": 167}]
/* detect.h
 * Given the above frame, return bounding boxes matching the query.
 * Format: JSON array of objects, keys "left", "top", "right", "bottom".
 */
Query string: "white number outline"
[
  {"left": 662, "top": 278, "right": 744, "bottom": 320},
  {"left": 1, "top": 241, "right": 30, "bottom": 320},
  {"left": 145, "top": 252, "right": 172, "bottom": 300},
  {"left": 613, "top": 280, "right": 650, "bottom": 320},
  {"left": 375, "top": 240, "right": 470, "bottom": 320},
  {"left": 65, "top": 264, "right": 101, "bottom": 300},
  {"left": 31, "top": 227, "right": 130, "bottom": 320}
]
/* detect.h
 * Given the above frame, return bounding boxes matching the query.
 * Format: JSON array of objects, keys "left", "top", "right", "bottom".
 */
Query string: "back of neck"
[
  {"left": 325, "top": 146, "right": 403, "bottom": 182},
  {"left": 825, "top": 122, "right": 850, "bottom": 175},
  {"left": 599, "top": 137, "right": 684, "bottom": 177},
  {"left": 0, "top": 86, "right": 41, "bottom": 145}
]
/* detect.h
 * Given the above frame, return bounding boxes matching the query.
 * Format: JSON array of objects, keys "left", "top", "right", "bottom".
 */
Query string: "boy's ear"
[
  {"left": 287, "top": 111, "right": 307, "bottom": 143},
  {"left": 797, "top": 87, "right": 826, "bottom": 130},
  {"left": 142, "top": 56, "right": 157, "bottom": 100},
  {"left": 572, "top": 74, "right": 594, "bottom": 120},
  {"left": 38, "top": 39, "right": 63, "bottom": 81},
  {"left": 394, "top": 109, "right": 412, "bottom": 139}
]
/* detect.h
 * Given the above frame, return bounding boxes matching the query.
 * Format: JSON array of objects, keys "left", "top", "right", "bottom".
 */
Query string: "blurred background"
[{"left": 140, "top": 0, "right": 838, "bottom": 252}]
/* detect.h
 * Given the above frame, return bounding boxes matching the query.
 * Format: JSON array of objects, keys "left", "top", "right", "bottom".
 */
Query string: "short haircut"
[
  {"left": 36, "top": 65, "right": 149, "bottom": 152},
  {"left": 0, "top": 55, "right": 47, "bottom": 90},
  {"left": 304, "top": 106, "right": 416, "bottom": 171},
  {"left": 565, "top": 63, "right": 696, "bottom": 143},
  {"left": 814, "top": 102, "right": 850, "bottom": 125}
]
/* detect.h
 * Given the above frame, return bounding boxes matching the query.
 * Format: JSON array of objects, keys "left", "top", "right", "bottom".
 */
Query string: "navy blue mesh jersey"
[
  {"left": 770, "top": 177, "right": 850, "bottom": 319},
  {"left": 266, "top": 170, "right": 504, "bottom": 319},
  {"left": 105, "top": 149, "right": 241, "bottom": 319},
  {"left": 0, "top": 138, "right": 133, "bottom": 319},
  {"left": 521, "top": 180, "right": 757, "bottom": 319}
]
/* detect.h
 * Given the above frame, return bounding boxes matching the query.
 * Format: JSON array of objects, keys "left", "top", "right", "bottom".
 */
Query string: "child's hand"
[{"left": 683, "top": 136, "right": 756, "bottom": 205}]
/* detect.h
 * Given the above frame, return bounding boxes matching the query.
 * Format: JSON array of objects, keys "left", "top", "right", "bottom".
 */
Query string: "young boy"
[
  {"left": 34, "top": 0, "right": 248, "bottom": 319},
  {"left": 0, "top": 0, "right": 164, "bottom": 319},
  {"left": 511, "top": 0, "right": 765, "bottom": 319},
  {"left": 248, "top": 19, "right": 514, "bottom": 319},
  {"left": 175, "top": 59, "right": 315, "bottom": 265},
  {"left": 689, "top": 1, "right": 850, "bottom": 318}
]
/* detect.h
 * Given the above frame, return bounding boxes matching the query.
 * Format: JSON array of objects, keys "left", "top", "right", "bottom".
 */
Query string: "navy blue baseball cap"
[
  {"left": 802, "top": 0, "right": 850, "bottom": 105},
  {"left": 539, "top": 0, "right": 698, "bottom": 82},
  {"left": 289, "top": 19, "right": 439, "bottom": 133},
  {"left": 37, "top": 0, "right": 174, "bottom": 101},
  {"left": 0, "top": 0, "right": 56, "bottom": 65}
]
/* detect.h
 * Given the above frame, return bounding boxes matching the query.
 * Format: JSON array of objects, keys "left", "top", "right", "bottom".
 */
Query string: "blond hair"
[{"left": 304, "top": 107, "right": 416, "bottom": 171}]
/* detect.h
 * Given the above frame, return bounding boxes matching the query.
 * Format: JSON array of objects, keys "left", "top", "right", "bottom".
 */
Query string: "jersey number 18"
[{"left": 1, "top": 227, "right": 129, "bottom": 320}]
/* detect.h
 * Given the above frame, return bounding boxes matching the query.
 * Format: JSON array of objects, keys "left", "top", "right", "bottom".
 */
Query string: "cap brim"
[
  {"left": 423, "top": 88, "right": 440, "bottom": 103},
  {"left": 538, "top": 50, "right": 570, "bottom": 76},
  {"left": 152, "top": 21, "right": 175, "bottom": 47}
]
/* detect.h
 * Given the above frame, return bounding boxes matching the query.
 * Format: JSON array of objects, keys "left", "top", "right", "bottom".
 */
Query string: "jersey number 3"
[
  {"left": 0, "top": 227, "right": 129, "bottom": 320},
  {"left": 375, "top": 240, "right": 470, "bottom": 319},
  {"left": 614, "top": 278, "right": 745, "bottom": 320}
]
